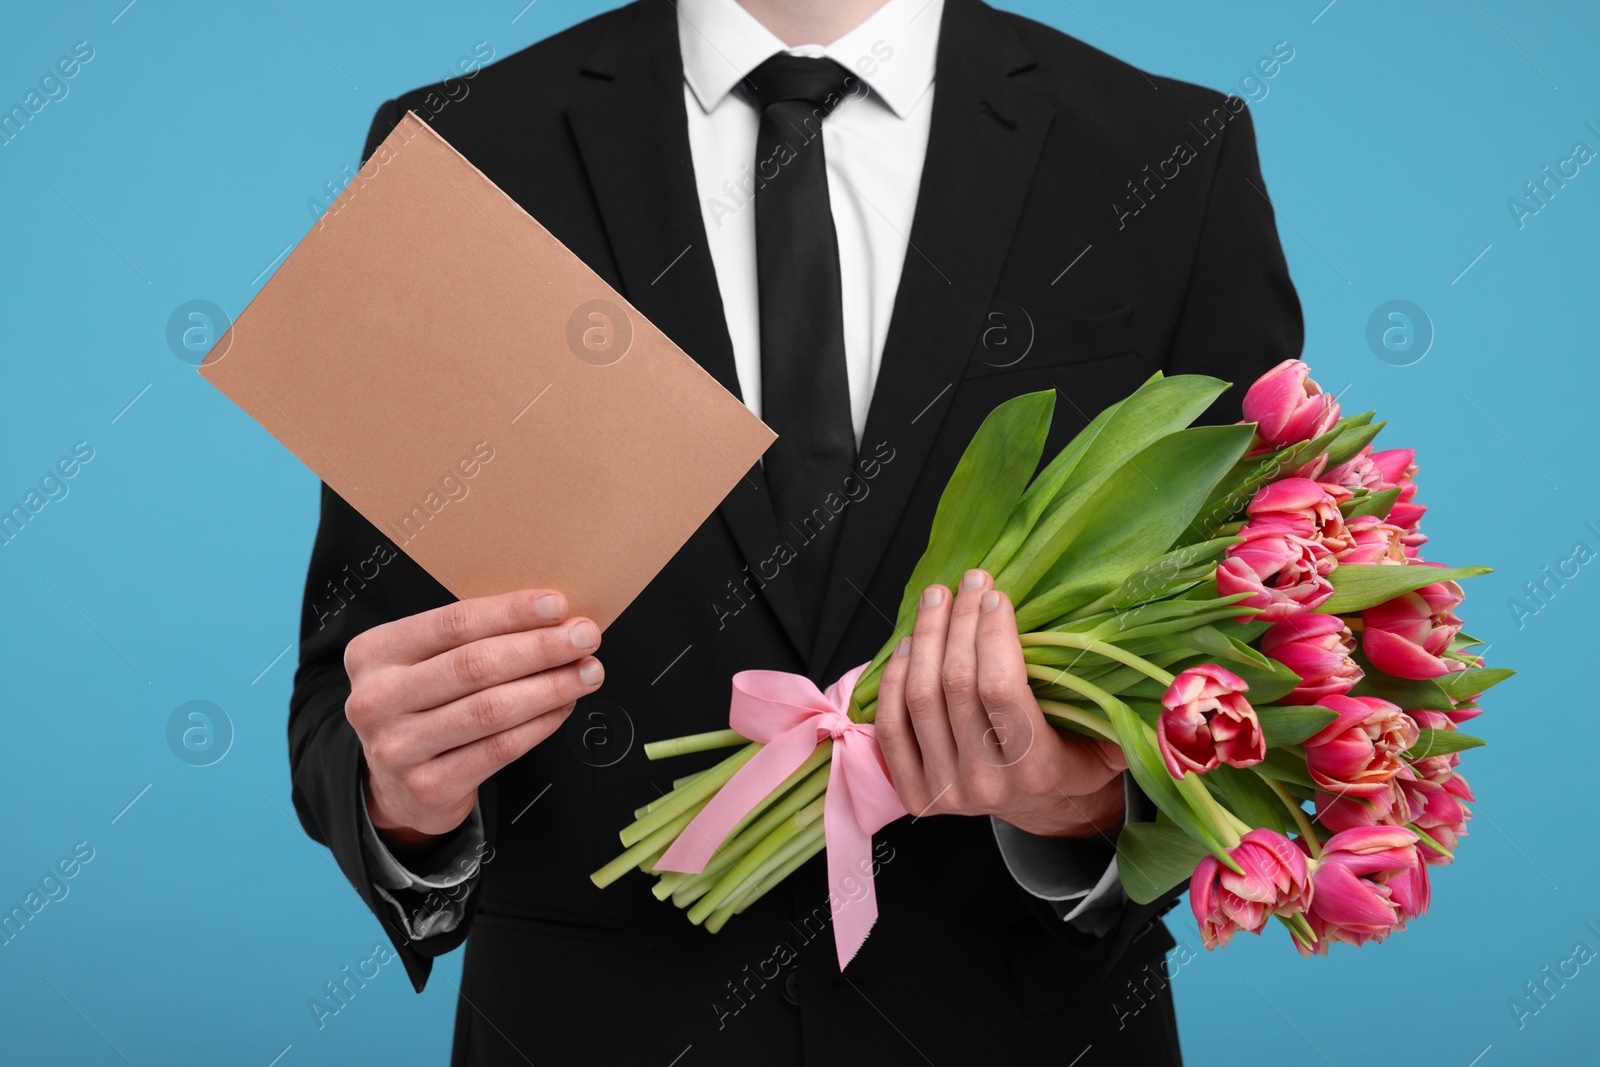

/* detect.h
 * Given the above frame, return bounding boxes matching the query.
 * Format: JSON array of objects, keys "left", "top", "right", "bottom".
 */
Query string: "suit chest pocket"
[{"left": 962, "top": 304, "right": 1135, "bottom": 380}]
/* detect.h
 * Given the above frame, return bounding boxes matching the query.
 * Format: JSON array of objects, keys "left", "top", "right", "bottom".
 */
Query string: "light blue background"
[{"left": 1, "top": 1, "right": 1594, "bottom": 1063}]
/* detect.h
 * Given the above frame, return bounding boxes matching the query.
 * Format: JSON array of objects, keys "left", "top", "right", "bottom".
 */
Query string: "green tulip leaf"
[
  {"left": 1126, "top": 698, "right": 1163, "bottom": 728},
  {"left": 1116, "top": 605, "right": 1264, "bottom": 646},
  {"left": 1256, "top": 705, "right": 1339, "bottom": 748},
  {"left": 1319, "top": 564, "right": 1493, "bottom": 616},
  {"left": 1185, "top": 422, "right": 1347, "bottom": 542},
  {"left": 1082, "top": 593, "right": 1255, "bottom": 643},
  {"left": 1061, "top": 649, "right": 1194, "bottom": 698},
  {"left": 1099, "top": 535, "right": 1243, "bottom": 612},
  {"left": 1341, "top": 487, "right": 1401, "bottom": 521},
  {"left": 868, "top": 390, "right": 1056, "bottom": 678},
  {"left": 1322, "top": 415, "right": 1385, "bottom": 469},
  {"left": 998, "top": 375, "right": 1231, "bottom": 604},
  {"left": 1331, "top": 411, "right": 1376, "bottom": 433},
  {"left": 1436, "top": 667, "right": 1515, "bottom": 701},
  {"left": 1348, "top": 651, "right": 1456, "bottom": 710},
  {"left": 1203, "top": 764, "right": 1296, "bottom": 835},
  {"left": 979, "top": 388, "right": 1132, "bottom": 576},
  {"left": 1253, "top": 747, "right": 1317, "bottom": 791},
  {"left": 1406, "top": 728, "right": 1487, "bottom": 758},
  {"left": 1116, "top": 822, "right": 1211, "bottom": 905},
  {"left": 1177, "top": 626, "right": 1274, "bottom": 670},
  {"left": 1011, "top": 423, "right": 1256, "bottom": 629},
  {"left": 1212, "top": 616, "right": 1273, "bottom": 644},
  {"left": 1120, "top": 651, "right": 1304, "bottom": 706}
]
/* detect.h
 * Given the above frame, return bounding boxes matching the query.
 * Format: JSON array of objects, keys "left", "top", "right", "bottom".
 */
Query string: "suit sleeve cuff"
[
  {"left": 359, "top": 785, "right": 485, "bottom": 942},
  {"left": 990, "top": 773, "right": 1140, "bottom": 937}
]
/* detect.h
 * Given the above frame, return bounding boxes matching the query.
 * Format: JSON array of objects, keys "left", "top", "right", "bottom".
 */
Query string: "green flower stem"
[
  {"left": 1054, "top": 591, "right": 1117, "bottom": 625},
  {"left": 667, "top": 755, "right": 832, "bottom": 908},
  {"left": 651, "top": 871, "right": 688, "bottom": 901},
  {"left": 1175, "top": 772, "right": 1246, "bottom": 848},
  {"left": 644, "top": 728, "right": 747, "bottom": 761},
  {"left": 1018, "top": 631, "right": 1177, "bottom": 687},
  {"left": 590, "top": 792, "right": 713, "bottom": 888},
  {"left": 850, "top": 669, "right": 884, "bottom": 721},
  {"left": 730, "top": 827, "right": 828, "bottom": 918},
  {"left": 1035, "top": 697, "right": 1118, "bottom": 742},
  {"left": 635, "top": 769, "right": 708, "bottom": 820},
  {"left": 636, "top": 840, "right": 672, "bottom": 873},
  {"left": 619, "top": 744, "right": 759, "bottom": 847},
  {"left": 706, "top": 819, "right": 828, "bottom": 933},
  {"left": 668, "top": 872, "right": 715, "bottom": 910},
  {"left": 687, "top": 797, "right": 826, "bottom": 926},
  {"left": 1261, "top": 774, "right": 1323, "bottom": 859}
]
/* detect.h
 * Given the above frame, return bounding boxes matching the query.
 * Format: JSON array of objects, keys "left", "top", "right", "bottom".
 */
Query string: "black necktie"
[{"left": 745, "top": 53, "right": 858, "bottom": 633}]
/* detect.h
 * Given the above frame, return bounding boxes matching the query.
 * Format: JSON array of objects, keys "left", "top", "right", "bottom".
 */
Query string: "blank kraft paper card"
[{"left": 201, "top": 111, "right": 776, "bottom": 629}]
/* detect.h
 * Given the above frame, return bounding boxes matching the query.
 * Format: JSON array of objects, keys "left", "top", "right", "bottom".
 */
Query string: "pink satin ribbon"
[{"left": 654, "top": 662, "right": 907, "bottom": 970}]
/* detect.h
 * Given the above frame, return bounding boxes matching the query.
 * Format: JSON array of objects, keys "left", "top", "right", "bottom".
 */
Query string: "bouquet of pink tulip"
[{"left": 592, "top": 359, "right": 1506, "bottom": 964}]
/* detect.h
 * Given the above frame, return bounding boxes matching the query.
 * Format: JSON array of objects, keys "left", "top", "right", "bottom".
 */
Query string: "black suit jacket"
[{"left": 288, "top": 1, "right": 1303, "bottom": 1063}]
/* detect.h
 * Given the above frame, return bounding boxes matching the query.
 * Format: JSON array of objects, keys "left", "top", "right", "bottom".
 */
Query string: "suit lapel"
[
  {"left": 810, "top": 0, "right": 1056, "bottom": 673},
  {"left": 566, "top": 1, "right": 813, "bottom": 659}
]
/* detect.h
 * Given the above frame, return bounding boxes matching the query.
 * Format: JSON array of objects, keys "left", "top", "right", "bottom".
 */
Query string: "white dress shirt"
[
  {"left": 361, "top": 0, "right": 1128, "bottom": 942},
  {"left": 678, "top": 0, "right": 938, "bottom": 443}
]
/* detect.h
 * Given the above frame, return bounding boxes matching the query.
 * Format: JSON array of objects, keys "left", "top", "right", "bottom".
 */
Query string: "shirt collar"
[{"left": 677, "top": 0, "right": 942, "bottom": 120}]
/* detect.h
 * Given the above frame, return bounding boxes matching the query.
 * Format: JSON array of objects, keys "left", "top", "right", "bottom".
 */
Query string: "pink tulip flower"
[
  {"left": 1443, "top": 698, "right": 1483, "bottom": 727},
  {"left": 1338, "top": 514, "right": 1408, "bottom": 565},
  {"left": 1241, "top": 359, "right": 1341, "bottom": 451},
  {"left": 1403, "top": 710, "right": 1460, "bottom": 784},
  {"left": 1244, "top": 478, "right": 1353, "bottom": 556},
  {"left": 1217, "top": 528, "right": 1334, "bottom": 621},
  {"left": 1362, "top": 578, "right": 1466, "bottom": 679},
  {"left": 1300, "top": 826, "right": 1428, "bottom": 954},
  {"left": 1323, "top": 445, "right": 1384, "bottom": 494},
  {"left": 1190, "top": 828, "right": 1313, "bottom": 950},
  {"left": 1371, "top": 448, "right": 1418, "bottom": 494},
  {"left": 1395, "top": 713, "right": 1473, "bottom": 864},
  {"left": 1303, "top": 695, "right": 1419, "bottom": 798},
  {"left": 1372, "top": 447, "right": 1427, "bottom": 544},
  {"left": 1441, "top": 657, "right": 1487, "bottom": 725},
  {"left": 1314, "top": 770, "right": 1416, "bottom": 833},
  {"left": 1158, "top": 665, "right": 1265, "bottom": 777},
  {"left": 1261, "top": 613, "right": 1363, "bottom": 705},
  {"left": 1404, "top": 774, "right": 1472, "bottom": 865}
]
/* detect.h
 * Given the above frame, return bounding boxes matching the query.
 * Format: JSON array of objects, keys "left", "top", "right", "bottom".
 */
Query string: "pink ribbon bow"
[{"left": 654, "top": 663, "right": 907, "bottom": 970}]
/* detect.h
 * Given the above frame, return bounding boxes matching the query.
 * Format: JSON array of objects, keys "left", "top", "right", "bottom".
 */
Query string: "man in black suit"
[{"left": 289, "top": 0, "right": 1302, "bottom": 1062}]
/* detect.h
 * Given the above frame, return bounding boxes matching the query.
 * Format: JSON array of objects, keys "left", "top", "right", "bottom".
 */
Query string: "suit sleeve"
[
  {"left": 1014, "top": 97, "right": 1305, "bottom": 975},
  {"left": 1162, "top": 100, "right": 1305, "bottom": 423},
  {"left": 286, "top": 97, "right": 479, "bottom": 995},
  {"left": 990, "top": 772, "right": 1136, "bottom": 936}
]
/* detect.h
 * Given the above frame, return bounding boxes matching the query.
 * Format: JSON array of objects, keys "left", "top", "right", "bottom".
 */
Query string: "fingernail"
[
  {"left": 894, "top": 636, "right": 911, "bottom": 658},
  {"left": 981, "top": 590, "right": 1001, "bottom": 613},
  {"left": 535, "top": 593, "right": 565, "bottom": 620},
  {"left": 579, "top": 659, "right": 603, "bottom": 686},
  {"left": 961, "top": 569, "right": 986, "bottom": 591},
  {"left": 921, "top": 586, "right": 945, "bottom": 608},
  {"left": 570, "top": 620, "right": 599, "bottom": 650}
]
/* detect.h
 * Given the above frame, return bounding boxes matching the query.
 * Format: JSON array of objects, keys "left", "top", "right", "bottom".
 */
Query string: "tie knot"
[{"left": 744, "top": 53, "right": 858, "bottom": 115}]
